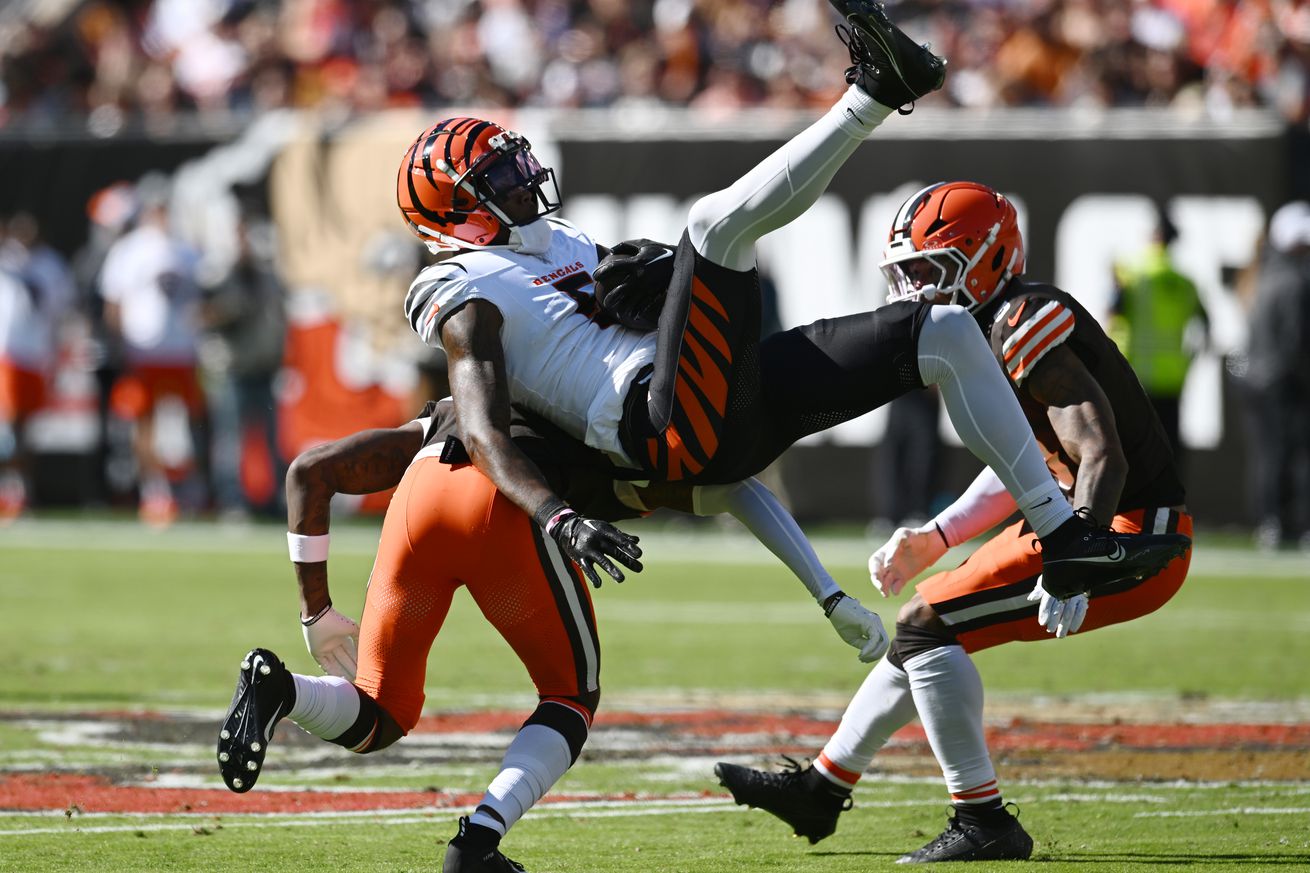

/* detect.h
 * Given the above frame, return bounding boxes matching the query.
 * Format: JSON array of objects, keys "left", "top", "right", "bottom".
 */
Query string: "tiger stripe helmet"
[
  {"left": 880, "top": 181, "right": 1025, "bottom": 311},
  {"left": 396, "top": 117, "right": 561, "bottom": 252}
]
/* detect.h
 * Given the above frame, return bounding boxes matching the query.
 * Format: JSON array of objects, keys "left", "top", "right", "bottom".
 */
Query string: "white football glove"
[
  {"left": 825, "top": 593, "right": 890, "bottom": 663},
  {"left": 868, "top": 523, "right": 948, "bottom": 597},
  {"left": 1026, "top": 575, "right": 1088, "bottom": 638},
  {"left": 302, "top": 606, "right": 360, "bottom": 680}
]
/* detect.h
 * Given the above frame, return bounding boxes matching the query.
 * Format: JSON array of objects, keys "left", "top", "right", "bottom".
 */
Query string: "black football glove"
[
  {"left": 534, "top": 499, "right": 644, "bottom": 588},
  {"left": 592, "top": 238, "right": 676, "bottom": 332}
]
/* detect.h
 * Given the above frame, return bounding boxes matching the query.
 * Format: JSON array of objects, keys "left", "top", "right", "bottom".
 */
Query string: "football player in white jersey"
[{"left": 399, "top": 0, "right": 1188, "bottom": 609}]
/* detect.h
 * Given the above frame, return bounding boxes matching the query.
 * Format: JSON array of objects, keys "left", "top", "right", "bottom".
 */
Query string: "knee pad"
[{"left": 886, "top": 620, "right": 960, "bottom": 670}]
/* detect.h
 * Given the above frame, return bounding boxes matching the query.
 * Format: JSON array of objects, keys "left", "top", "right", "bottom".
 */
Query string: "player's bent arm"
[
  {"left": 442, "top": 300, "right": 643, "bottom": 586},
  {"left": 1024, "top": 345, "right": 1128, "bottom": 526},
  {"left": 285, "top": 421, "right": 425, "bottom": 619},
  {"left": 439, "top": 299, "right": 563, "bottom": 519}
]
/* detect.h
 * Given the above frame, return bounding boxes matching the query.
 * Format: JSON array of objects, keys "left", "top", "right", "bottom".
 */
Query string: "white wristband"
[{"left": 288, "top": 532, "right": 330, "bottom": 563}]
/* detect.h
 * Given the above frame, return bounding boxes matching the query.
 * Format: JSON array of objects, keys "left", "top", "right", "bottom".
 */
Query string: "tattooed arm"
[
  {"left": 1024, "top": 345, "right": 1127, "bottom": 525},
  {"left": 285, "top": 421, "right": 425, "bottom": 620}
]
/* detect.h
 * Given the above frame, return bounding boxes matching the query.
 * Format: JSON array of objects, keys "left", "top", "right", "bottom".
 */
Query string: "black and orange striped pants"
[{"left": 619, "top": 231, "right": 933, "bottom": 484}]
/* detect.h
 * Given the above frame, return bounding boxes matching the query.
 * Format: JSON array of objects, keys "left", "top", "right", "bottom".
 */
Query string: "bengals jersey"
[
  {"left": 414, "top": 399, "right": 642, "bottom": 523},
  {"left": 985, "top": 278, "right": 1185, "bottom": 511},
  {"left": 404, "top": 218, "right": 655, "bottom": 462}
]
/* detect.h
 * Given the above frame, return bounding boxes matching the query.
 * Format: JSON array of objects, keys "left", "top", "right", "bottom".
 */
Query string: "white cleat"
[
  {"left": 246, "top": 760, "right": 259, "bottom": 771},
  {"left": 259, "top": 664, "right": 271, "bottom": 676},
  {"left": 220, "top": 729, "right": 230, "bottom": 740},
  {"left": 232, "top": 777, "right": 244, "bottom": 789},
  {"left": 218, "top": 752, "right": 230, "bottom": 763},
  {"left": 250, "top": 742, "right": 262, "bottom": 753},
  {"left": 240, "top": 660, "right": 251, "bottom": 671}
]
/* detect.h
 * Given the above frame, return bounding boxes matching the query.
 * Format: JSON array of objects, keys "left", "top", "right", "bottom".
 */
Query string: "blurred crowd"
[{"left": 2, "top": 0, "right": 1308, "bottom": 126}]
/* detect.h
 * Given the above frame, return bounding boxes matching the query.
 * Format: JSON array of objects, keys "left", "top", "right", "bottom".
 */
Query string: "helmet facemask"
[
  {"left": 880, "top": 219, "right": 1014, "bottom": 311},
  {"left": 442, "top": 131, "right": 561, "bottom": 230}
]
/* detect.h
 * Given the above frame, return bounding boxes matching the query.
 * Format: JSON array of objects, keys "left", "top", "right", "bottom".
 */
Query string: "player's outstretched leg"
[
  {"left": 217, "top": 648, "right": 293, "bottom": 793},
  {"left": 916, "top": 306, "right": 1189, "bottom": 596},
  {"left": 714, "top": 758, "right": 853, "bottom": 844},
  {"left": 898, "top": 805, "right": 1034, "bottom": 863},
  {"left": 443, "top": 817, "right": 528, "bottom": 873},
  {"left": 684, "top": 4, "right": 944, "bottom": 273}
]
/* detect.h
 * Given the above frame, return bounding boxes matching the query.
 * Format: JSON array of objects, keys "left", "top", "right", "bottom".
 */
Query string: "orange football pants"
[
  {"left": 0, "top": 359, "right": 45, "bottom": 420},
  {"left": 353, "top": 458, "right": 601, "bottom": 733},
  {"left": 917, "top": 507, "right": 1193, "bottom": 652},
  {"left": 110, "top": 364, "right": 205, "bottom": 419}
]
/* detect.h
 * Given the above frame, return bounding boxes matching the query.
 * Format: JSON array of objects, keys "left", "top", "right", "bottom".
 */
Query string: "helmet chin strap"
[{"left": 508, "top": 218, "right": 552, "bottom": 255}]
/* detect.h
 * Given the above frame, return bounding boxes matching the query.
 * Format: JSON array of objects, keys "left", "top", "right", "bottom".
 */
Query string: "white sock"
[
  {"left": 916, "top": 306, "right": 1072, "bottom": 537},
  {"left": 287, "top": 673, "right": 360, "bottom": 741},
  {"left": 693, "top": 478, "right": 840, "bottom": 603},
  {"left": 904, "top": 646, "right": 1001, "bottom": 806},
  {"left": 816, "top": 657, "right": 917, "bottom": 789},
  {"left": 687, "top": 84, "right": 894, "bottom": 272},
  {"left": 470, "top": 724, "right": 573, "bottom": 836}
]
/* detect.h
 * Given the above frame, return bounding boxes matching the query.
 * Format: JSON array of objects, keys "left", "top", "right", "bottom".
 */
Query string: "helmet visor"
[{"left": 471, "top": 146, "right": 561, "bottom": 225}]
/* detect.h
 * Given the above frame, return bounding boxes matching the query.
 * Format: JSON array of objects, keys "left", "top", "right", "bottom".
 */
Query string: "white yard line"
[{"left": 1135, "top": 807, "right": 1310, "bottom": 818}]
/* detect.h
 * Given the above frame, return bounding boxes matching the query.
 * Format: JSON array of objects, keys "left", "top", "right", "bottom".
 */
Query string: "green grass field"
[{"left": 2, "top": 518, "right": 1309, "bottom": 871}]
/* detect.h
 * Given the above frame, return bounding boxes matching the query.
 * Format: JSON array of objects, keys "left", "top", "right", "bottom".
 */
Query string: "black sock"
[
  {"left": 457, "top": 811, "right": 503, "bottom": 847},
  {"left": 954, "top": 799, "right": 1011, "bottom": 829}
]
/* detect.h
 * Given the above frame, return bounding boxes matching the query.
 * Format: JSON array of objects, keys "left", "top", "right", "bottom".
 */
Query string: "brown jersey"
[{"left": 985, "top": 278, "right": 1185, "bottom": 511}]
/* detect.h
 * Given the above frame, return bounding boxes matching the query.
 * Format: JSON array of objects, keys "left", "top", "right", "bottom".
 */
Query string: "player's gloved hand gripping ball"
[{"left": 593, "top": 239, "right": 677, "bottom": 331}]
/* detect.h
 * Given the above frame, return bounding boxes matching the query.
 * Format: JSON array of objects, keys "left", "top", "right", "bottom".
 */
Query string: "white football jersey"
[{"left": 405, "top": 218, "right": 655, "bottom": 460}]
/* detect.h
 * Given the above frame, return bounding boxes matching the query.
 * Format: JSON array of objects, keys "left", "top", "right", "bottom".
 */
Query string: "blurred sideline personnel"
[
  {"left": 1111, "top": 204, "right": 1209, "bottom": 464},
  {"left": 398, "top": 0, "right": 1187, "bottom": 613},
  {"left": 716, "top": 181, "right": 1194, "bottom": 862},
  {"left": 1241, "top": 202, "right": 1310, "bottom": 550},
  {"left": 98, "top": 176, "right": 205, "bottom": 526},
  {"left": 199, "top": 210, "right": 287, "bottom": 518},
  {"left": 0, "top": 213, "right": 76, "bottom": 520},
  {"left": 216, "top": 399, "right": 890, "bottom": 873}
]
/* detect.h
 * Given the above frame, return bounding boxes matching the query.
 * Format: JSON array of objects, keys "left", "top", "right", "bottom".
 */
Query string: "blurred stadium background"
[
  {"left": 0, "top": 0, "right": 1306, "bottom": 539},
  {"left": 2, "top": 2, "right": 1309, "bottom": 870}
]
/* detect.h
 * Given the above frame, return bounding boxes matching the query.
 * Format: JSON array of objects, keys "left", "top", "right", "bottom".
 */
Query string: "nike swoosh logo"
[
  {"left": 1033, "top": 495, "right": 1053, "bottom": 508},
  {"left": 264, "top": 700, "right": 283, "bottom": 743},
  {"left": 845, "top": 107, "right": 865, "bottom": 126},
  {"left": 1007, "top": 300, "right": 1027, "bottom": 327},
  {"left": 646, "top": 250, "right": 673, "bottom": 265}
]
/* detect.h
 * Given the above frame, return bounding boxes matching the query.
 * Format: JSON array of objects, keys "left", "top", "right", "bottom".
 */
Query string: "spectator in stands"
[
  {"left": 1111, "top": 204, "right": 1209, "bottom": 466},
  {"left": 200, "top": 209, "right": 287, "bottom": 519},
  {"left": 1240, "top": 201, "right": 1310, "bottom": 551},
  {"left": 98, "top": 175, "right": 205, "bottom": 527},
  {"left": 0, "top": 214, "right": 76, "bottom": 521},
  {"left": 1, "top": 0, "right": 1304, "bottom": 119}
]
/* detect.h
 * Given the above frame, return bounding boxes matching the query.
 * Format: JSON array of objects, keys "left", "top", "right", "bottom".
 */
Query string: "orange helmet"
[
  {"left": 396, "top": 116, "right": 561, "bottom": 252},
  {"left": 880, "top": 181, "right": 1025, "bottom": 310}
]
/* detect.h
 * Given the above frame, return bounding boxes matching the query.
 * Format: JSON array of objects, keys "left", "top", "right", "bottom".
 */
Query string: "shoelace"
[{"left": 834, "top": 24, "right": 918, "bottom": 116}]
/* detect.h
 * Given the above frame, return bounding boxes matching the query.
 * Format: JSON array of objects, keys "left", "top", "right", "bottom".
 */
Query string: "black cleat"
[
  {"left": 715, "top": 758, "right": 852, "bottom": 844},
  {"left": 829, "top": 0, "right": 946, "bottom": 112},
  {"left": 1039, "top": 511, "right": 1191, "bottom": 599},
  {"left": 443, "top": 817, "right": 527, "bottom": 873},
  {"left": 898, "top": 807, "right": 1033, "bottom": 863},
  {"left": 217, "top": 648, "right": 293, "bottom": 793}
]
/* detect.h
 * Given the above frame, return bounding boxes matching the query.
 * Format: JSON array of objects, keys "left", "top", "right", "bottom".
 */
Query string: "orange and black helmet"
[
  {"left": 396, "top": 117, "right": 561, "bottom": 251},
  {"left": 880, "top": 181, "right": 1025, "bottom": 310}
]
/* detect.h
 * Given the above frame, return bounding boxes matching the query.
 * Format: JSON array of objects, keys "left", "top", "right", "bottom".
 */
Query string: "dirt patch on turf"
[{"left": 3, "top": 708, "right": 1308, "bottom": 816}]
